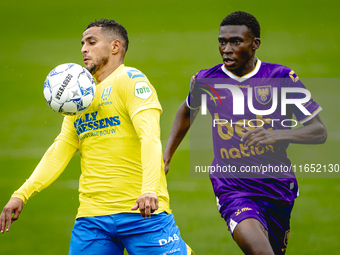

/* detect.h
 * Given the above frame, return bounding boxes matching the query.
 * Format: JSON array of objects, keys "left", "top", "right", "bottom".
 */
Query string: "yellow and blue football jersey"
[{"left": 13, "top": 64, "right": 171, "bottom": 218}]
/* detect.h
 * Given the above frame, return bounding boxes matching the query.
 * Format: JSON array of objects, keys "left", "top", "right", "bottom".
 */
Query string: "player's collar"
[{"left": 221, "top": 58, "right": 262, "bottom": 82}]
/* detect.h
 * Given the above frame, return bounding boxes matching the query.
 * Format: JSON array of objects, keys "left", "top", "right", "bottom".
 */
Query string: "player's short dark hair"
[
  {"left": 220, "top": 11, "right": 260, "bottom": 38},
  {"left": 86, "top": 18, "right": 129, "bottom": 52}
]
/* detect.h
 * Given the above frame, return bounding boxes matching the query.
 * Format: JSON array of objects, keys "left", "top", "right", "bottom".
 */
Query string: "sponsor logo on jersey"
[
  {"left": 255, "top": 85, "right": 272, "bottom": 105},
  {"left": 74, "top": 111, "right": 120, "bottom": 136},
  {"left": 163, "top": 248, "right": 181, "bottom": 254},
  {"left": 159, "top": 234, "right": 180, "bottom": 246},
  {"left": 235, "top": 207, "right": 253, "bottom": 216},
  {"left": 134, "top": 81, "right": 152, "bottom": 99}
]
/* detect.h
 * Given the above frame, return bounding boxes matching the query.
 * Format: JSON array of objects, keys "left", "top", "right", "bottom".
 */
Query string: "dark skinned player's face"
[{"left": 218, "top": 25, "right": 260, "bottom": 77}]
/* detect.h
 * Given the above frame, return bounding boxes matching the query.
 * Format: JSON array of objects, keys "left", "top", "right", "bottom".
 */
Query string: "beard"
[{"left": 86, "top": 56, "right": 109, "bottom": 75}]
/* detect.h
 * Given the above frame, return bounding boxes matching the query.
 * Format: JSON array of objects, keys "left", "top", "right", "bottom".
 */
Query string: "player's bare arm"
[
  {"left": 242, "top": 114, "right": 327, "bottom": 148},
  {"left": 0, "top": 197, "right": 23, "bottom": 234},
  {"left": 163, "top": 101, "right": 199, "bottom": 175}
]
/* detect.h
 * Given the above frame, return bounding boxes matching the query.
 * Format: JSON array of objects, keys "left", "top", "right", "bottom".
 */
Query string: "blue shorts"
[
  {"left": 221, "top": 197, "right": 294, "bottom": 254},
  {"left": 69, "top": 212, "right": 191, "bottom": 255}
]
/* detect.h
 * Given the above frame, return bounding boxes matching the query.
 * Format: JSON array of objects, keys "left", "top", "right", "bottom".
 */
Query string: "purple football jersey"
[{"left": 186, "top": 59, "right": 322, "bottom": 212}]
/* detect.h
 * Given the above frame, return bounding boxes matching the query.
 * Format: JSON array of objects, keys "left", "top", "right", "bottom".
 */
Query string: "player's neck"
[
  {"left": 94, "top": 58, "right": 124, "bottom": 83},
  {"left": 230, "top": 57, "right": 257, "bottom": 77}
]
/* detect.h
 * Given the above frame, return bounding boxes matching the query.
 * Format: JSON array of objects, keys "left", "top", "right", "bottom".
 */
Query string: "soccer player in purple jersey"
[{"left": 163, "top": 11, "right": 327, "bottom": 255}]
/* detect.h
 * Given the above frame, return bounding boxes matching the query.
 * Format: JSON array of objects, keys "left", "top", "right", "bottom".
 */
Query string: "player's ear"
[
  {"left": 253, "top": 37, "right": 261, "bottom": 50},
  {"left": 111, "top": 39, "right": 122, "bottom": 55}
]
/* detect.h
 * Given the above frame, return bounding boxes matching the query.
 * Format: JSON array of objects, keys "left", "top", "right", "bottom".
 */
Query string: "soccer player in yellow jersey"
[{"left": 0, "top": 19, "right": 194, "bottom": 255}]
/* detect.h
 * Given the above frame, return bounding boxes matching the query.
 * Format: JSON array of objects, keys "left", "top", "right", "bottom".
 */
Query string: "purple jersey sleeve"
[
  {"left": 282, "top": 69, "right": 322, "bottom": 124},
  {"left": 186, "top": 74, "right": 202, "bottom": 109}
]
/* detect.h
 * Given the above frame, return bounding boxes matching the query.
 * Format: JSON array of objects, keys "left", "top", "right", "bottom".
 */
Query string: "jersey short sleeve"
[
  {"left": 119, "top": 68, "right": 162, "bottom": 119},
  {"left": 55, "top": 116, "right": 79, "bottom": 148},
  {"left": 282, "top": 69, "right": 322, "bottom": 124},
  {"left": 186, "top": 74, "right": 202, "bottom": 109}
]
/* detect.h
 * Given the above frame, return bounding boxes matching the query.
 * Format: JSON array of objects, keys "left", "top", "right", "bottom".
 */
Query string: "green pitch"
[{"left": 0, "top": 0, "right": 339, "bottom": 254}]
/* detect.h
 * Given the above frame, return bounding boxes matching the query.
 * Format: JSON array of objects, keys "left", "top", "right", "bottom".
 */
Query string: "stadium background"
[{"left": 0, "top": 0, "right": 339, "bottom": 254}]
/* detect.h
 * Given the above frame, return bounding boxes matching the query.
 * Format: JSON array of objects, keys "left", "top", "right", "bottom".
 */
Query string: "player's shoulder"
[
  {"left": 117, "top": 65, "right": 158, "bottom": 100},
  {"left": 117, "top": 65, "right": 153, "bottom": 88},
  {"left": 117, "top": 65, "right": 148, "bottom": 81},
  {"left": 195, "top": 64, "right": 224, "bottom": 79},
  {"left": 260, "top": 61, "right": 296, "bottom": 78}
]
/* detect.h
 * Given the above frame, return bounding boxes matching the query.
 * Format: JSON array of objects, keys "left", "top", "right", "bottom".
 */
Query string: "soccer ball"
[{"left": 43, "top": 63, "right": 96, "bottom": 116}]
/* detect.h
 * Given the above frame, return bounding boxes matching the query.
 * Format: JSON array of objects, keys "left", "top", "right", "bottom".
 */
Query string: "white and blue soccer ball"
[{"left": 43, "top": 63, "right": 96, "bottom": 116}]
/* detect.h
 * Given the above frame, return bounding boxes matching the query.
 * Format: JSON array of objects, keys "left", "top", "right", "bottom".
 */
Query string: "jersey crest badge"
[
  {"left": 255, "top": 85, "right": 272, "bottom": 105},
  {"left": 101, "top": 86, "right": 112, "bottom": 102},
  {"left": 134, "top": 82, "right": 152, "bottom": 99}
]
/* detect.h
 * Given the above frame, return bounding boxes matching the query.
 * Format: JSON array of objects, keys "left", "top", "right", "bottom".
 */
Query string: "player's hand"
[
  {"left": 0, "top": 198, "right": 24, "bottom": 234},
  {"left": 164, "top": 160, "right": 170, "bottom": 175},
  {"left": 131, "top": 193, "right": 158, "bottom": 219},
  {"left": 241, "top": 128, "right": 280, "bottom": 148}
]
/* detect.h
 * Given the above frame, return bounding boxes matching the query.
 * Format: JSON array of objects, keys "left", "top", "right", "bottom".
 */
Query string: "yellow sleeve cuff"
[{"left": 141, "top": 191, "right": 158, "bottom": 195}]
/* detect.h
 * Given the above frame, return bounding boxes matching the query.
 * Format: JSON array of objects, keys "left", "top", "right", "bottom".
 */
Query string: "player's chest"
[{"left": 73, "top": 86, "right": 127, "bottom": 137}]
